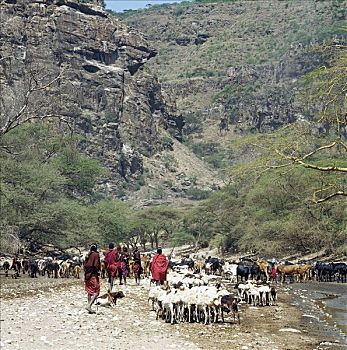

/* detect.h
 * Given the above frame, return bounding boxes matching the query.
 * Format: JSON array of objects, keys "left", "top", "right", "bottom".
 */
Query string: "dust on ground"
[{"left": 0, "top": 274, "right": 346, "bottom": 350}]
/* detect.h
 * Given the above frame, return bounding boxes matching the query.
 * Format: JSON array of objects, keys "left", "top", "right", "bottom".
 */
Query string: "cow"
[
  {"left": 314, "top": 262, "right": 334, "bottom": 282},
  {"left": 256, "top": 259, "right": 270, "bottom": 281},
  {"left": 332, "top": 262, "right": 347, "bottom": 283},
  {"left": 277, "top": 264, "right": 303, "bottom": 283},
  {"left": 29, "top": 259, "right": 38, "bottom": 278},
  {"left": 141, "top": 255, "right": 151, "bottom": 278},
  {"left": 236, "top": 264, "right": 250, "bottom": 282},
  {"left": 205, "top": 257, "right": 221, "bottom": 275},
  {"left": 2, "top": 260, "right": 10, "bottom": 277}
]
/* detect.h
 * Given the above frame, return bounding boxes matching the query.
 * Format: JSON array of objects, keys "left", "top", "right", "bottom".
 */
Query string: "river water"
[{"left": 289, "top": 282, "right": 347, "bottom": 345}]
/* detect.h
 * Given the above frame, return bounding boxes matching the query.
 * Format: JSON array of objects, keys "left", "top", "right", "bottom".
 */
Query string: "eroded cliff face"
[{"left": 0, "top": 0, "right": 184, "bottom": 194}]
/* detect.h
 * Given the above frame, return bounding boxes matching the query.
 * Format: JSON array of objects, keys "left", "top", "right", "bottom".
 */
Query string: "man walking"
[
  {"left": 84, "top": 243, "right": 100, "bottom": 314},
  {"left": 151, "top": 247, "right": 169, "bottom": 286}
]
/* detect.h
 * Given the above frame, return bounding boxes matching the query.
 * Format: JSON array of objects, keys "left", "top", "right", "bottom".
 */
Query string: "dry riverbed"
[{"left": 0, "top": 275, "right": 346, "bottom": 350}]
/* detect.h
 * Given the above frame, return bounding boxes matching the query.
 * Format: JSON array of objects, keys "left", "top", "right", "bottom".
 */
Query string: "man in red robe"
[
  {"left": 151, "top": 248, "right": 169, "bottom": 285},
  {"left": 84, "top": 243, "right": 100, "bottom": 314},
  {"left": 104, "top": 243, "right": 118, "bottom": 292}
]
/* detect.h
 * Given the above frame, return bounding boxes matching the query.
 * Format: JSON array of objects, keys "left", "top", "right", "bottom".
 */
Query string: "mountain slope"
[{"left": 120, "top": 0, "right": 346, "bottom": 133}]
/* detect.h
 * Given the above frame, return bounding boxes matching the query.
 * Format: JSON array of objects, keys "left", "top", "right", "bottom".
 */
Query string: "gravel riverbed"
[{"left": 0, "top": 275, "right": 346, "bottom": 350}]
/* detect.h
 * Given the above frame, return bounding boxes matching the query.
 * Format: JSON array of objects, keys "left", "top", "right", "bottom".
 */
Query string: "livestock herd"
[
  {"left": 0, "top": 255, "right": 83, "bottom": 279},
  {"left": 0, "top": 252, "right": 346, "bottom": 327},
  {"left": 1, "top": 253, "right": 346, "bottom": 285},
  {"left": 148, "top": 256, "right": 346, "bottom": 326}
]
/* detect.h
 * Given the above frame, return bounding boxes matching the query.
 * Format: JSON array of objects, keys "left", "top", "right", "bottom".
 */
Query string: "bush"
[
  {"left": 161, "top": 136, "right": 174, "bottom": 150},
  {"left": 185, "top": 187, "right": 211, "bottom": 200}
]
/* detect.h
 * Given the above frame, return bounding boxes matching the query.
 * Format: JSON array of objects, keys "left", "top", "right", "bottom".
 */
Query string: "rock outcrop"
[{"left": 0, "top": 0, "right": 184, "bottom": 194}]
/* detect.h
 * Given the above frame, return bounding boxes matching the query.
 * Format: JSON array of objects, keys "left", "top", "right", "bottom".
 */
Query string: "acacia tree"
[
  {"left": 273, "top": 41, "right": 347, "bottom": 203},
  {"left": 136, "top": 207, "right": 181, "bottom": 249}
]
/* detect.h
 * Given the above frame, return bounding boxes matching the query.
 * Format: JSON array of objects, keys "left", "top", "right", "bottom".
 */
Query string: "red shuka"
[
  {"left": 84, "top": 251, "right": 100, "bottom": 296},
  {"left": 151, "top": 254, "right": 169, "bottom": 281},
  {"left": 104, "top": 249, "right": 118, "bottom": 277}
]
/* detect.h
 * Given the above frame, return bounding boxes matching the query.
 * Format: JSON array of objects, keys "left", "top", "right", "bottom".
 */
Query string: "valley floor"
[{"left": 0, "top": 275, "right": 346, "bottom": 350}]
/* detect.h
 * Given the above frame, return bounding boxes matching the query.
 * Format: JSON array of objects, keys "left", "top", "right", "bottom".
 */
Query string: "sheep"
[
  {"left": 149, "top": 266, "right": 246, "bottom": 325},
  {"left": 148, "top": 285, "right": 166, "bottom": 311},
  {"left": 247, "top": 284, "right": 261, "bottom": 306},
  {"left": 257, "top": 283, "right": 271, "bottom": 306}
]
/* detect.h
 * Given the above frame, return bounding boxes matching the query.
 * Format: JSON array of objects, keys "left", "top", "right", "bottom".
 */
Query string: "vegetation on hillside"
[{"left": 0, "top": 1, "right": 345, "bottom": 258}]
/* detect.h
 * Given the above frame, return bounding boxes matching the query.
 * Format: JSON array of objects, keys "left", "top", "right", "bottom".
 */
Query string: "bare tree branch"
[
  {"left": 312, "top": 190, "right": 347, "bottom": 204},
  {"left": 275, "top": 148, "right": 347, "bottom": 173},
  {"left": 0, "top": 68, "right": 68, "bottom": 136}
]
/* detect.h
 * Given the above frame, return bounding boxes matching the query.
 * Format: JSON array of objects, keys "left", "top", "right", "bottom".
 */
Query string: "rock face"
[{"left": 0, "top": 0, "right": 184, "bottom": 192}]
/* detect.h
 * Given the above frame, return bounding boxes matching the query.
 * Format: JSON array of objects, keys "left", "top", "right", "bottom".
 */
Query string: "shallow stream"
[
  {"left": 290, "top": 282, "right": 347, "bottom": 344},
  {"left": 316, "top": 292, "right": 347, "bottom": 334}
]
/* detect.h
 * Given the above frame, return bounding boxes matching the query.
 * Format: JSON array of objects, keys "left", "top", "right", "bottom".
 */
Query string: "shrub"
[{"left": 185, "top": 187, "right": 211, "bottom": 200}]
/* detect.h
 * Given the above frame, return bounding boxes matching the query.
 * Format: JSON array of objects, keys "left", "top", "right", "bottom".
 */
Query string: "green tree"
[{"left": 0, "top": 124, "right": 106, "bottom": 248}]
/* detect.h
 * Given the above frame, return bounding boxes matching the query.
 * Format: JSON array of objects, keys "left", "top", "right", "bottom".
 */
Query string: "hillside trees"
[
  {"left": 0, "top": 124, "right": 106, "bottom": 248},
  {"left": 199, "top": 165, "right": 346, "bottom": 257}
]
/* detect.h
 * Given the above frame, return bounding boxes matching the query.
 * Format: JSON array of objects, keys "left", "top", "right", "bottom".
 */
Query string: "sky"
[{"left": 105, "top": 0, "right": 187, "bottom": 12}]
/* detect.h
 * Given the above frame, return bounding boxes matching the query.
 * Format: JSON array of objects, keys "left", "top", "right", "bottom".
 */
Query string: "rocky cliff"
[{"left": 1, "top": 0, "right": 209, "bottom": 199}]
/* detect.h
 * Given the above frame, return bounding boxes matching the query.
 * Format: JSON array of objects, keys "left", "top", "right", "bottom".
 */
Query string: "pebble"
[{"left": 278, "top": 328, "right": 301, "bottom": 333}]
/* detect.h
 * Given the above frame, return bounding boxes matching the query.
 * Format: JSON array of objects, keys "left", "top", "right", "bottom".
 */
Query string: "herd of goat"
[
  {"left": 147, "top": 257, "right": 346, "bottom": 325},
  {"left": 148, "top": 269, "right": 277, "bottom": 325}
]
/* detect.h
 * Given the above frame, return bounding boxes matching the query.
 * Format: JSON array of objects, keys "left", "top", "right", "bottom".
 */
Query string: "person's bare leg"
[
  {"left": 109, "top": 276, "right": 114, "bottom": 292},
  {"left": 86, "top": 294, "right": 97, "bottom": 314}
]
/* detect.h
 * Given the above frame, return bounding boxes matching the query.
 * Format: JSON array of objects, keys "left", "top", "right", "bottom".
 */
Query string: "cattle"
[
  {"left": 205, "top": 257, "right": 221, "bottom": 275},
  {"left": 51, "top": 259, "right": 60, "bottom": 278},
  {"left": 21, "top": 259, "right": 30, "bottom": 274},
  {"left": 314, "top": 262, "right": 334, "bottom": 282},
  {"left": 296, "top": 264, "right": 312, "bottom": 282},
  {"left": 315, "top": 262, "right": 347, "bottom": 283},
  {"left": 276, "top": 263, "right": 311, "bottom": 283},
  {"left": 29, "top": 259, "right": 38, "bottom": 278},
  {"left": 2, "top": 260, "right": 11, "bottom": 277},
  {"left": 141, "top": 255, "right": 151, "bottom": 278},
  {"left": 277, "top": 264, "right": 298, "bottom": 283},
  {"left": 332, "top": 262, "right": 347, "bottom": 283},
  {"left": 256, "top": 259, "right": 270, "bottom": 281},
  {"left": 236, "top": 264, "right": 250, "bottom": 282}
]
